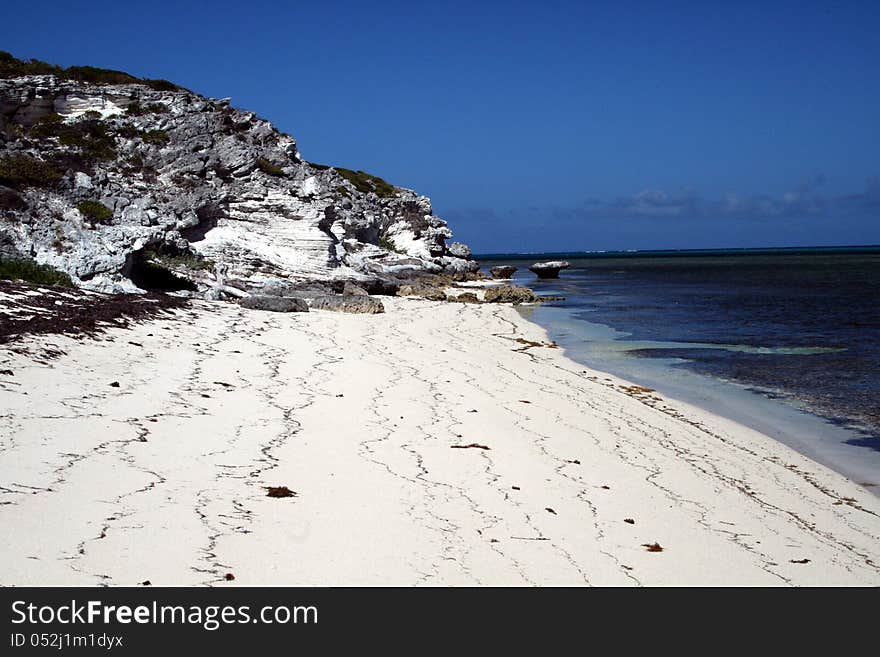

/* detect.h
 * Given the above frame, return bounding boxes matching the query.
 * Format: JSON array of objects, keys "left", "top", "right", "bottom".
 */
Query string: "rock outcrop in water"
[
  {"left": 0, "top": 53, "right": 478, "bottom": 294},
  {"left": 489, "top": 265, "right": 517, "bottom": 279},
  {"left": 529, "top": 261, "right": 570, "bottom": 279}
]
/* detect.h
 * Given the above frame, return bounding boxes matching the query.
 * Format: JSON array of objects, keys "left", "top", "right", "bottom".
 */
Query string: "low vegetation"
[
  {"left": 125, "top": 154, "right": 144, "bottom": 169},
  {"left": 0, "top": 51, "right": 185, "bottom": 91},
  {"left": 50, "top": 151, "right": 95, "bottom": 177},
  {"left": 336, "top": 168, "right": 396, "bottom": 198},
  {"left": 0, "top": 51, "right": 66, "bottom": 78},
  {"left": 0, "top": 154, "right": 63, "bottom": 188},
  {"left": 141, "top": 129, "right": 170, "bottom": 145},
  {"left": 27, "top": 111, "right": 65, "bottom": 137},
  {"left": 64, "top": 66, "right": 139, "bottom": 85},
  {"left": 116, "top": 124, "right": 140, "bottom": 139},
  {"left": 29, "top": 113, "right": 117, "bottom": 161},
  {"left": 145, "top": 248, "right": 214, "bottom": 271},
  {"left": 0, "top": 258, "right": 73, "bottom": 287},
  {"left": 307, "top": 162, "right": 397, "bottom": 198},
  {"left": 76, "top": 200, "right": 113, "bottom": 224},
  {"left": 256, "top": 158, "right": 285, "bottom": 177},
  {"left": 144, "top": 78, "right": 181, "bottom": 92},
  {"left": 378, "top": 231, "right": 406, "bottom": 254},
  {"left": 0, "top": 186, "right": 27, "bottom": 210},
  {"left": 126, "top": 102, "right": 169, "bottom": 116}
]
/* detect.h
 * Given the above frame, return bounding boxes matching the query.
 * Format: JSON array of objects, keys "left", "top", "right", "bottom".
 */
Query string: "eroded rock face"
[
  {"left": 529, "top": 261, "right": 570, "bottom": 279},
  {"left": 449, "top": 292, "right": 480, "bottom": 304},
  {"left": 489, "top": 265, "right": 517, "bottom": 279},
  {"left": 342, "top": 281, "right": 369, "bottom": 296},
  {"left": 239, "top": 296, "right": 309, "bottom": 312},
  {"left": 397, "top": 281, "right": 447, "bottom": 301},
  {"left": 309, "top": 295, "right": 385, "bottom": 314},
  {"left": 448, "top": 242, "right": 472, "bottom": 259},
  {"left": 0, "top": 74, "right": 477, "bottom": 293}
]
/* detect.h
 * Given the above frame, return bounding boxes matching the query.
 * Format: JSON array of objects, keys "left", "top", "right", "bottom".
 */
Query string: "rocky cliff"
[{"left": 0, "top": 53, "right": 477, "bottom": 294}]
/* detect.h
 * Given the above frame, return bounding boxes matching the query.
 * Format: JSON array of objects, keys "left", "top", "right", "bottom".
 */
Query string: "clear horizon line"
[{"left": 473, "top": 243, "right": 880, "bottom": 258}]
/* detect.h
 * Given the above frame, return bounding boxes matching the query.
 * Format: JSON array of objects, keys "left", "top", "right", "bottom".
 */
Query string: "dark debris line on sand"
[{"left": 0, "top": 281, "right": 188, "bottom": 344}]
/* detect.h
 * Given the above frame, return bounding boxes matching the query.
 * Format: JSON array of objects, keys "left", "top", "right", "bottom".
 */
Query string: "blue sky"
[{"left": 2, "top": 0, "right": 878, "bottom": 252}]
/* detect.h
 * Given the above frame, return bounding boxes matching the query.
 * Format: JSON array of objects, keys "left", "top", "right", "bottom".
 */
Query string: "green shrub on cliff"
[
  {"left": 59, "top": 120, "right": 117, "bottom": 160},
  {"left": 0, "top": 186, "right": 27, "bottom": 210},
  {"left": 256, "top": 158, "right": 285, "bottom": 177},
  {"left": 64, "top": 65, "right": 140, "bottom": 86},
  {"left": 116, "top": 124, "right": 140, "bottom": 139},
  {"left": 76, "top": 200, "right": 113, "bottom": 224},
  {"left": 0, "top": 154, "right": 63, "bottom": 188},
  {"left": 0, "top": 51, "right": 186, "bottom": 91},
  {"left": 30, "top": 115, "right": 117, "bottom": 161},
  {"left": 0, "top": 51, "right": 63, "bottom": 78},
  {"left": 0, "top": 258, "right": 73, "bottom": 287},
  {"left": 126, "top": 102, "right": 168, "bottom": 116},
  {"left": 336, "top": 168, "right": 397, "bottom": 198},
  {"left": 307, "top": 162, "right": 397, "bottom": 198},
  {"left": 144, "top": 78, "right": 182, "bottom": 92},
  {"left": 28, "top": 112, "right": 64, "bottom": 137},
  {"left": 141, "top": 129, "right": 170, "bottom": 145},
  {"left": 378, "top": 231, "right": 406, "bottom": 254},
  {"left": 145, "top": 248, "right": 215, "bottom": 271}
]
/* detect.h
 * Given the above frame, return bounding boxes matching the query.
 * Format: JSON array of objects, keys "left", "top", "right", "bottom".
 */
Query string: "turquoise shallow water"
[{"left": 480, "top": 247, "right": 880, "bottom": 491}]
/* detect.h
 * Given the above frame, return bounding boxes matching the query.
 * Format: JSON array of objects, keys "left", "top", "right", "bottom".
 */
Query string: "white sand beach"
[{"left": 1, "top": 297, "right": 879, "bottom": 586}]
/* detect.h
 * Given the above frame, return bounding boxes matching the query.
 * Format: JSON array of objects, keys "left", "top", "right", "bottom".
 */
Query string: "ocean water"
[{"left": 480, "top": 247, "right": 880, "bottom": 490}]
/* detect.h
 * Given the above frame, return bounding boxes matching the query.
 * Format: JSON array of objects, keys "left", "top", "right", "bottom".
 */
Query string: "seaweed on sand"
[{"left": 0, "top": 280, "right": 187, "bottom": 344}]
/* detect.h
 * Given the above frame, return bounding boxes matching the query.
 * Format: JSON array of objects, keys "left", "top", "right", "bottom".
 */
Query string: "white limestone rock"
[
  {"left": 0, "top": 72, "right": 476, "bottom": 292},
  {"left": 529, "top": 261, "right": 571, "bottom": 279}
]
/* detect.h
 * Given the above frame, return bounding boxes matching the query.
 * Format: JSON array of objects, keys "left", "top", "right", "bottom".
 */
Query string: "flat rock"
[
  {"left": 529, "top": 261, "right": 570, "bottom": 279},
  {"left": 309, "top": 295, "right": 384, "bottom": 314},
  {"left": 239, "top": 296, "right": 309, "bottom": 312}
]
